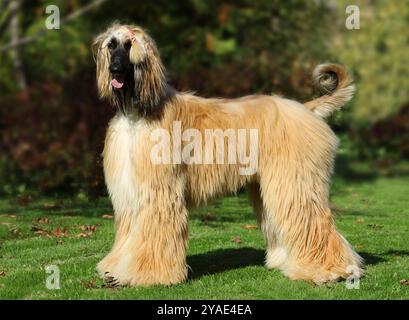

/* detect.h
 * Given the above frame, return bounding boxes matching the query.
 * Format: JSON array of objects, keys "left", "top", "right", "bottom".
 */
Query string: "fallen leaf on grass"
[
  {"left": 78, "top": 225, "right": 97, "bottom": 232},
  {"left": 231, "top": 236, "right": 242, "bottom": 244},
  {"left": 31, "top": 225, "right": 50, "bottom": 236},
  {"left": 32, "top": 224, "right": 95, "bottom": 239},
  {"left": 399, "top": 279, "right": 409, "bottom": 286},
  {"left": 10, "top": 226, "right": 24, "bottom": 238},
  {"left": 243, "top": 224, "right": 258, "bottom": 230},
  {"left": 81, "top": 279, "right": 97, "bottom": 289},
  {"left": 52, "top": 227, "right": 69, "bottom": 238},
  {"left": 75, "top": 225, "right": 98, "bottom": 238},
  {"left": 367, "top": 224, "right": 383, "bottom": 230},
  {"left": 101, "top": 214, "right": 114, "bottom": 219},
  {"left": 0, "top": 222, "right": 13, "bottom": 226},
  {"left": 75, "top": 232, "right": 93, "bottom": 238},
  {"left": 36, "top": 217, "right": 50, "bottom": 224},
  {"left": 0, "top": 271, "right": 5, "bottom": 277}
]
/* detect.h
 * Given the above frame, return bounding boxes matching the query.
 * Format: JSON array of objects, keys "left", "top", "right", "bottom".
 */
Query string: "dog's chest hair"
[{"left": 103, "top": 115, "right": 148, "bottom": 216}]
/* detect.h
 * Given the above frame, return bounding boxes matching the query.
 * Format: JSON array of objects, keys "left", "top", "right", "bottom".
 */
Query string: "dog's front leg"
[{"left": 98, "top": 181, "right": 189, "bottom": 287}]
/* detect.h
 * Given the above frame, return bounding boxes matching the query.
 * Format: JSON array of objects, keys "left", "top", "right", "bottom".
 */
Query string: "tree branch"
[
  {"left": 0, "top": 0, "right": 18, "bottom": 36},
  {"left": 0, "top": 0, "right": 110, "bottom": 53},
  {"left": 9, "top": 0, "right": 27, "bottom": 89}
]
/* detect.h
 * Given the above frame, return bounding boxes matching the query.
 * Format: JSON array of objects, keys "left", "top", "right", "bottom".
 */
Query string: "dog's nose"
[{"left": 109, "top": 62, "right": 122, "bottom": 74}]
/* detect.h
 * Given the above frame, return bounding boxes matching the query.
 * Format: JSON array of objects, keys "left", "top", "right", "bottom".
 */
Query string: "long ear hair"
[
  {"left": 92, "top": 29, "right": 114, "bottom": 101},
  {"left": 127, "top": 26, "right": 170, "bottom": 117}
]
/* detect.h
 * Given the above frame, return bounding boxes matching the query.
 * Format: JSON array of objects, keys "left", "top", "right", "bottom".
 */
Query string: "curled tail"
[{"left": 304, "top": 63, "right": 355, "bottom": 119}]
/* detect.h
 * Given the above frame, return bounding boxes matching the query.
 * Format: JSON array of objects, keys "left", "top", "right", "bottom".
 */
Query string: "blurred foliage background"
[{"left": 0, "top": 0, "right": 408, "bottom": 198}]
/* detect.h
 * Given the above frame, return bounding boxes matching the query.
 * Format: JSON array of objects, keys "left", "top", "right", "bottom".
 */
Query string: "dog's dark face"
[
  {"left": 107, "top": 37, "right": 133, "bottom": 91},
  {"left": 93, "top": 24, "right": 168, "bottom": 116}
]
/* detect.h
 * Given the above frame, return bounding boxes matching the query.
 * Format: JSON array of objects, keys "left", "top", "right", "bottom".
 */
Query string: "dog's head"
[{"left": 92, "top": 24, "right": 170, "bottom": 117}]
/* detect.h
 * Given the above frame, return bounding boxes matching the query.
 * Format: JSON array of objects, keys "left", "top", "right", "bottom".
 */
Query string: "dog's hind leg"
[
  {"left": 258, "top": 170, "right": 363, "bottom": 284},
  {"left": 257, "top": 109, "right": 363, "bottom": 283},
  {"left": 248, "top": 183, "right": 287, "bottom": 269}
]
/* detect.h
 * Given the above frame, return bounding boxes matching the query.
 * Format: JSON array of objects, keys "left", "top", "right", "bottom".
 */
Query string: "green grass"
[{"left": 0, "top": 173, "right": 408, "bottom": 299}]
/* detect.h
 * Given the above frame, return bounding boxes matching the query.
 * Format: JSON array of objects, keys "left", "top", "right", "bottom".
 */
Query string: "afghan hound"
[{"left": 92, "top": 24, "right": 363, "bottom": 287}]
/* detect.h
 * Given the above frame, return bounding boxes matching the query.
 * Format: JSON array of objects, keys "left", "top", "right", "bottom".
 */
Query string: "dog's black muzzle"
[{"left": 109, "top": 48, "right": 131, "bottom": 78}]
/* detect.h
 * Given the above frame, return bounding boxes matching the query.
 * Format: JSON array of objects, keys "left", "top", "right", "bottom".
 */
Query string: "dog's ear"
[
  {"left": 126, "top": 26, "right": 148, "bottom": 64},
  {"left": 92, "top": 33, "right": 106, "bottom": 62},
  {"left": 93, "top": 31, "right": 112, "bottom": 100},
  {"left": 129, "top": 38, "right": 145, "bottom": 64}
]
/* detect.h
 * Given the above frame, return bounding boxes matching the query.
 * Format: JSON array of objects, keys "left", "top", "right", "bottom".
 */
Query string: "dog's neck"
[{"left": 133, "top": 78, "right": 176, "bottom": 119}]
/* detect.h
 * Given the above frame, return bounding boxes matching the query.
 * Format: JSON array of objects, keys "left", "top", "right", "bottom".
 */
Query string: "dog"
[{"left": 92, "top": 24, "right": 363, "bottom": 287}]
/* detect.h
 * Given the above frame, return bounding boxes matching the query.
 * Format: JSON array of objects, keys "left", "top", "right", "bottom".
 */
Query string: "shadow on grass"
[
  {"left": 331, "top": 207, "right": 368, "bottom": 217},
  {"left": 187, "top": 248, "right": 393, "bottom": 281},
  {"left": 382, "top": 249, "right": 409, "bottom": 257},
  {"left": 359, "top": 250, "right": 409, "bottom": 267},
  {"left": 187, "top": 247, "right": 264, "bottom": 280},
  {"left": 359, "top": 252, "right": 386, "bottom": 266}
]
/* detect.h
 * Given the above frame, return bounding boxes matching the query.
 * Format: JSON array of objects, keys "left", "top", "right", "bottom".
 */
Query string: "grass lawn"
[{"left": 0, "top": 169, "right": 408, "bottom": 299}]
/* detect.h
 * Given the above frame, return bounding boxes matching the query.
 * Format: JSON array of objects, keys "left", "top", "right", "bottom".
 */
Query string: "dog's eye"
[
  {"left": 108, "top": 39, "right": 117, "bottom": 50},
  {"left": 124, "top": 40, "right": 132, "bottom": 51}
]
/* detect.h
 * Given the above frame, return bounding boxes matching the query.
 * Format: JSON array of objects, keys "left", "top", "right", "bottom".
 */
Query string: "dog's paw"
[{"left": 102, "top": 272, "right": 122, "bottom": 288}]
